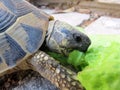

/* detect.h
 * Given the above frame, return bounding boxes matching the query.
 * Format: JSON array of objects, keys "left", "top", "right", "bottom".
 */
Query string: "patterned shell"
[{"left": 0, "top": 0, "right": 51, "bottom": 72}]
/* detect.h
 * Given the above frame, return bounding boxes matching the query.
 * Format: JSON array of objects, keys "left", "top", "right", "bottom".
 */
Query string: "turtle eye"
[{"left": 73, "top": 33, "right": 82, "bottom": 43}]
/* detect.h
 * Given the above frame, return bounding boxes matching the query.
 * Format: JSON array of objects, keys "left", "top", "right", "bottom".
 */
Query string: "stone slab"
[
  {"left": 52, "top": 12, "right": 90, "bottom": 26},
  {"left": 41, "top": 9, "right": 56, "bottom": 14},
  {"left": 41, "top": 9, "right": 90, "bottom": 26},
  {"left": 85, "top": 16, "right": 120, "bottom": 35},
  {"left": 97, "top": 0, "right": 120, "bottom": 4}
]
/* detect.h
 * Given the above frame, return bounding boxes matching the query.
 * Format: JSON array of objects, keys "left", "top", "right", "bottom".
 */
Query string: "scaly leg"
[{"left": 27, "top": 51, "right": 84, "bottom": 90}]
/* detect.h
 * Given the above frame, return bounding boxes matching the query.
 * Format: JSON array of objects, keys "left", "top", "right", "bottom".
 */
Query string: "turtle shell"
[{"left": 0, "top": 0, "right": 52, "bottom": 73}]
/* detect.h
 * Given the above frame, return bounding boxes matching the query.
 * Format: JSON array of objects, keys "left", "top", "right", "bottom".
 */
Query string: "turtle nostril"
[{"left": 73, "top": 34, "right": 82, "bottom": 42}]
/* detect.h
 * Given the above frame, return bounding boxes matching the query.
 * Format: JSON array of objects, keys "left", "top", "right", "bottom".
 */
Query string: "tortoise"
[{"left": 0, "top": 0, "right": 91, "bottom": 90}]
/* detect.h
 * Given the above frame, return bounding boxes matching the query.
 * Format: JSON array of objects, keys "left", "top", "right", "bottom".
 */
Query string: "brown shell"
[{"left": 0, "top": 0, "right": 53, "bottom": 74}]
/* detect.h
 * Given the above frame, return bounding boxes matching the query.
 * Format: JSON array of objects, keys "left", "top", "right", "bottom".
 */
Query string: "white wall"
[{"left": 97, "top": 0, "right": 120, "bottom": 4}]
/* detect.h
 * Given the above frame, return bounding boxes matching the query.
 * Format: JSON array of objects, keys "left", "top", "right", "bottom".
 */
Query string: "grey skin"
[{"left": 46, "top": 20, "right": 91, "bottom": 55}]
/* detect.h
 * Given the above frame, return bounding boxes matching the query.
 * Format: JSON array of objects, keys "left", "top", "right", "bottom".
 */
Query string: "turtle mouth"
[
  {"left": 67, "top": 48, "right": 74, "bottom": 52},
  {"left": 60, "top": 47, "right": 74, "bottom": 56}
]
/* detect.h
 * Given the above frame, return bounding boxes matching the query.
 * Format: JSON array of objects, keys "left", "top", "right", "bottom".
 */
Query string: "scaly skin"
[{"left": 27, "top": 51, "right": 84, "bottom": 90}]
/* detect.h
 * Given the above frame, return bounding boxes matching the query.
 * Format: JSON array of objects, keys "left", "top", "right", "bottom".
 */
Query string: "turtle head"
[{"left": 46, "top": 20, "right": 91, "bottom": 55}]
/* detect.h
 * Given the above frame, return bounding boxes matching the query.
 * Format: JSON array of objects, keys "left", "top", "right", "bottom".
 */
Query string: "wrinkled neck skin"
[
  {"left": 46, "top": 21, "right": 55, "bottom": 47},
  {"left": 45, "top": 20, "right": 61, "bottom": 53},
  {"left": 39, "top": 21, "right": 55, "bottom": 52}
]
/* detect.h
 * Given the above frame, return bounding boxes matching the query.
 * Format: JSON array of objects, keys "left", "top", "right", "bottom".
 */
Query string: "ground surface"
[{"left": 0, "top": 0, "right": 120, "bottom": 90}]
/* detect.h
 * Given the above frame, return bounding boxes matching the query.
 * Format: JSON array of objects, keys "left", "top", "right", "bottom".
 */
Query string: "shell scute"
[
  {"left": 21, "top": 24, "right": 43, "bottom": 53},
  {"left": 0, "top": 9, "right": 17, "bottom": 32},
  {"left": 0, "top": 57, "right": 2, "bottom": 64},
  {"left": 1, "top": 0, "right": 32, "bottom": 17},
  {"left": 0, "top": 34, "right": 9, "bottom": 52},
  {"left": 0, "top": 9, "right": 8, "bottom": 21},
  {"left": 3, "top": 34, "right": 26, "bottom": 66}
]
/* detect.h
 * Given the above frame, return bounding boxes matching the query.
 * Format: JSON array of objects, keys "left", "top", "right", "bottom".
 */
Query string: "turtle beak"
[{"left": 69, "top": 31, "right": 91, "bottom": 52}]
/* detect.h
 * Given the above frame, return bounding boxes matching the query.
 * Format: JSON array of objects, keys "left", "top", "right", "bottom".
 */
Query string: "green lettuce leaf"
[{"left": 77, "top": 35, "right": 120, "bottom": 90}]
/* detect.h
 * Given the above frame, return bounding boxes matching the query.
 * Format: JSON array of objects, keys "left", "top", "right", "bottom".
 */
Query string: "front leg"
[{"left": 27, "top": 51, "right": 84, "bottom": 90}]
